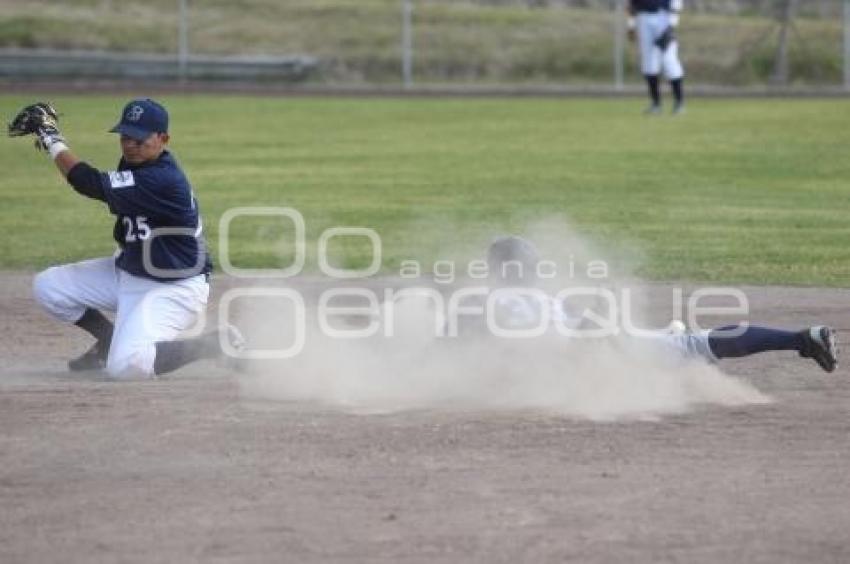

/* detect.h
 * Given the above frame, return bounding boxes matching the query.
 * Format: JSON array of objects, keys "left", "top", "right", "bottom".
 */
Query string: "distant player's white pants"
[
  {"left": 641, "top": 330, "right": 718, "bottom": 364},
  {"left": 637, "top": 12, "right": 684, "bottom": 80},
  {"left": 32, "top": 257, "right": 209, "bottom": 379}
]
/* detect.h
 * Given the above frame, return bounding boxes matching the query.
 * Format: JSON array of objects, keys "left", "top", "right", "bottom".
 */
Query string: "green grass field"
[{"left": 1, "top": 95, "right": 848, "bottom": 286}]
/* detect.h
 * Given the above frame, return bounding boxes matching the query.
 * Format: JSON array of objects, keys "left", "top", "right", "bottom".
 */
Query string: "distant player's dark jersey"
[
  {"left": 630, "top": 0, "right": 671, "bottom": 12},
  {"left": 67, "top": 150, "right": 212, "bottom": 281}
]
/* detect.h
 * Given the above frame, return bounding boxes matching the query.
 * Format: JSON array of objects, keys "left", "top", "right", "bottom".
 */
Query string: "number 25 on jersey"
[{"left": 122, "top": 216, "right": 151, "bottom": 242}]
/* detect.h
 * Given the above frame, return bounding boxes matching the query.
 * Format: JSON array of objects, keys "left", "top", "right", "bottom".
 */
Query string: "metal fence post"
[
  {"left": 402, "top": 0, "right": 413, "bottom": 88},
  {"left": 614, "top": 0, "right": 625, "bottom": 91},
  {"left": 845, "top": 0, "right": 850, "bottom": 90},
  {"left": 178, "top": 0, "right": 189, "bottom": 82}
]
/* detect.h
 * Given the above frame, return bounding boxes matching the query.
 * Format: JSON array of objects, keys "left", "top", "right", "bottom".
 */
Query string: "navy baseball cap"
[{"left": 109, "top": 98, "right": 169, "bottom": 141}]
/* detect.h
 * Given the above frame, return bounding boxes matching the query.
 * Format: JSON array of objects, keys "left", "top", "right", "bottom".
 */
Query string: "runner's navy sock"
[{"left": 708, "top": 325, "right": 804, "bottom": 359}]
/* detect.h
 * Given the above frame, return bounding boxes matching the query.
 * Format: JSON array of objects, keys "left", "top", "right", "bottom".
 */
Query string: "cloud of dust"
[{"left": 233, "top": 218, "right": 770, "bottom": 421}]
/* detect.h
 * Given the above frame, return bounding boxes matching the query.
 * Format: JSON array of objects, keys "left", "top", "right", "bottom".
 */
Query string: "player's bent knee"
[
  {"left": 32, "top": 267, "right": 79, "bottom": 322},
  {"left": 106, "top": 345, "right": 156, "bottom": 379},
  {"left": 32, "top": 268, "right": 57, "bottom": 305}
]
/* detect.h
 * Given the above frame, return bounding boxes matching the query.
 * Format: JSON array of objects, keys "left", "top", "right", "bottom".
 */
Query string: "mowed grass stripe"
[{"left": 0, "top": 96, "right": 847, "bottom": 285}]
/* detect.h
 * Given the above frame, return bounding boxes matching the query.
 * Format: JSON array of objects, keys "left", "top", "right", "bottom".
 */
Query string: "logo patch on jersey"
[
  {"left": 108, "top": 170, "right": 136, "bottom": 189},
  {"left": 126, "top": 105, "right": 144, "bottom": 122}
]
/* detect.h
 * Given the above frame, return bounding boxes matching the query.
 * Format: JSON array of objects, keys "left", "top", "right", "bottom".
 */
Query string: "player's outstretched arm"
[
  {"left": 37, "top": 130, "right": 106, "bottom": 202},
  {"left": 7, "top": 102, "right": 104, "bottom": 201},
  {"left": 44, "top": 139, "right": 79, "bottom": 176}
]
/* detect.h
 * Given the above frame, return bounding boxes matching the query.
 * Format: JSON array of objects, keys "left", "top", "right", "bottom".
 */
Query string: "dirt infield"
[{"left": 1, "top": 271, "right": 848, "bottom": 563}]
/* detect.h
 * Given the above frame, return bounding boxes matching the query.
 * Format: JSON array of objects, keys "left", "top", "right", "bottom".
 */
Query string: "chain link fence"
[{"left": 0, "top": 0, "right": 847, "bottom": 91}]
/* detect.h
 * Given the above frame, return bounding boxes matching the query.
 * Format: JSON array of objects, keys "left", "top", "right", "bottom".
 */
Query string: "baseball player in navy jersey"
[
  {"left": 477, "top": 236, "right": 838, "bottom": 372},
  {"left": 628, "top": 0, "right": 685, "bottom": 115},
  {"left": 8, "top": 100, "right": 243, "bottom": 378}
]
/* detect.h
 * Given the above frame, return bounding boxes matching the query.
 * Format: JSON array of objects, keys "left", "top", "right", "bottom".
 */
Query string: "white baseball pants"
[
  {"left": 643, "top": 330, "right": 718, "bottom": 363},
  {"left": 637, "top": 11, "right": 684, "bottom": 79},
  {"left": 33, "top": 257, "right": 209, "bottom": 378}
]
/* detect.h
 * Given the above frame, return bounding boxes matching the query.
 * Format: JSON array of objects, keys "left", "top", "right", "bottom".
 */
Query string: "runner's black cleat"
[{"left": 799, "top": 326, "right": 839, "bottom": 373}]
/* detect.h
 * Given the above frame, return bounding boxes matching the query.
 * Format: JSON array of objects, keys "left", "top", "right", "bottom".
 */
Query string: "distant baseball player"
[
  {"left": 475, "top": 236, "right": 838, "bottom": 372},
  {"left": 628, "top": 0, "right": 685, "bottom": 115},
  {"left": 8, "top": 100, "right": 243, "bottom": 378}
]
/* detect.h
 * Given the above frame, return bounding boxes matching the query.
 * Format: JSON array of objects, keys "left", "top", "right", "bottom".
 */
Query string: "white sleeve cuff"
[{"left": 48, "top": 141, "right": 69, "bottom": 159}]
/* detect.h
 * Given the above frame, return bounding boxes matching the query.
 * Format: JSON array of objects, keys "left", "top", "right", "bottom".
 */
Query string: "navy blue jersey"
[
  {"left": 67, "top": 151, "right": 212, "bottom": 281},
  {"left": 630, "top": 0, "right": 671, "bottom": 12}
]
